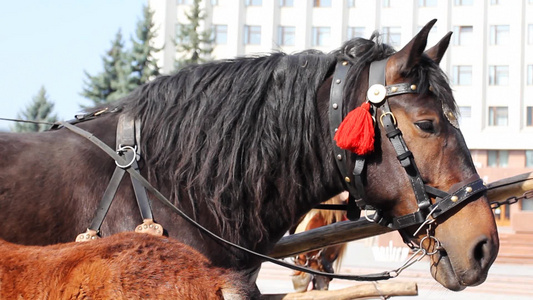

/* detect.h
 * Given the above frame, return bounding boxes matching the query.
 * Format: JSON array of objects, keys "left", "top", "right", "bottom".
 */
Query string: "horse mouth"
[{"left": 429, "top": 249, "right": 488, "bottom": 291}]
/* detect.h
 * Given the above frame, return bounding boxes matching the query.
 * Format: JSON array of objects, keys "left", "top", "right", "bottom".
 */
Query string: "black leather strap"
[
  {"left": 89, "top": 166, "right": 126, "bottom": 232},
  {"left": 62, "top": 121, "right": 396, "bottom": 282},
  {"left": 329, "top": 61, "right": 358, "bottom": 198},
  {"left": 329, "top": 61, "right": 362, "bottom": 220}
]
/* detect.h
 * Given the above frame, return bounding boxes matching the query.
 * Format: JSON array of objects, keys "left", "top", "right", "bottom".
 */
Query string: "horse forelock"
[
  {"left": 119, "top": 51, "right": 337, "bottom": 246},
  {"left": 336, "top": 34, "right": 457, "bottom": 115}
]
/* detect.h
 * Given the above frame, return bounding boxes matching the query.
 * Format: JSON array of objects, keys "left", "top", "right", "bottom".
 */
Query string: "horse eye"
[{"left": 415, "top": 120, "right": 435, "bottom": 133}]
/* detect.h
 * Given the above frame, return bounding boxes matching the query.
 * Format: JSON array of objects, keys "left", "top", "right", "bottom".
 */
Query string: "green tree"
[
  {"left": 81, "top": 30, "right": 133, "bottom": 107},
  {"left": 12, "top": 86, "right": 58, "bottom": 133},
  {"left": 130, "top": 5, "right": 161, "bottom": 86},
  {"left": 174, "top": 0, "right": 214, "bottom": 70}
]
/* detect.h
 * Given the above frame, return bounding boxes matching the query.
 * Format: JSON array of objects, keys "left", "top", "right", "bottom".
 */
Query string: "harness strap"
[
  {"left": 61, "top": 121, "right": 395, "bottom": 282},
  {"left": 329, "top": 61, "right": 362, "bottom": 220},
  {"left": 117, "top": 114, "right": 153, "bottom": 221},
  {"left": 83, "top": 115, "right": 155, "bottom": 235},
  {"left": 88, "top": 165, "right": 127, "bottom": 232}
]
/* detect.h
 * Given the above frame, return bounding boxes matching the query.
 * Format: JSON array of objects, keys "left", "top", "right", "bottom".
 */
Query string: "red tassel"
[{"left": 334, "top": 102, "right": 375, "bottom": 155}]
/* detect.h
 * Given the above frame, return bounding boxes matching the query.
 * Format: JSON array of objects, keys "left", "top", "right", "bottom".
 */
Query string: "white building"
[{"left": 149, "top": 0, "right": 533, "bottom": 228}]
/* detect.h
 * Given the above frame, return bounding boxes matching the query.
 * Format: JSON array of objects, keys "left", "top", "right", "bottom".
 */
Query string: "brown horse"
[
  {"left": 0, "top": 20, "right": 498, "bottom": 292},
  {"left": 0, "top": 232, "right": 252, "bottom": 299},
  {"left": 291, "top": 193, "right": 348, "bottom": 292}
]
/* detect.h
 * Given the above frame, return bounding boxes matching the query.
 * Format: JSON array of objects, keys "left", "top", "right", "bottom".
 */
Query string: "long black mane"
[{"left": 112, "top": 34, "right": 456, "bottom": 246}]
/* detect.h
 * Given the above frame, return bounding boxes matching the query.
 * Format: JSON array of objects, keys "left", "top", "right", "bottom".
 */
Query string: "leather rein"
[{"left": 55, "top": 57, "right": 486, "bottom": 282}]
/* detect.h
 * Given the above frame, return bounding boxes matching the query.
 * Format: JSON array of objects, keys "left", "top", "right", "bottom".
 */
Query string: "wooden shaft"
[
  {"left": 260, "top": 282, "right": 418, "bottom": 299},
  {"left": 269, "top": 172, "right": 533, "bottom": 259}
]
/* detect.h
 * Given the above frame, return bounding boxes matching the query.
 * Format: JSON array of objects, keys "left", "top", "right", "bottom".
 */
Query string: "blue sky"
[{"left": 0, "top": 0, "right": 147, "bottom": 131}]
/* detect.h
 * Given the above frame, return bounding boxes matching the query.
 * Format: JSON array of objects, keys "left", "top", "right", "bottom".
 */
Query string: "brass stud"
[
  {"left": 428, "top": 86, "right": 433, "bottom": 92},
  {"left": 91, "top": 236, "right": 97, "bottom": 240},
  {"left": 374, "top": 89, "right": 380, "bottom": 96},
  {"left": 465, "top": 186, "right": 473, "bottom": 193},
  {"left": 390, "top": 86, "right": 398, "bottom": 93},
  {"left": 342, "top": 61, "right": 348, "bottom": 66},
  {"left": 332, "top": 103, "right": 338, "bottom": 109},
  {"left": 345, "top": 177, "right": 351, "bottom": 183},
  {"left": 410, "top": 84, "right": 417, "bottom": 91},
  {"left": 447, "top": 111, "right": 456, "bottom": 121},
  {"left": 334, "top": 128, "right": 338, "bottom": 132},
  {"left": 336, "top": 79, "right": 341, "bottom": 84},
  {"left": 451, "top": 195, "right": 459, "bottom": 202},
  {"left": 336, "top": 154, "right": 342, "bottom": 160}
]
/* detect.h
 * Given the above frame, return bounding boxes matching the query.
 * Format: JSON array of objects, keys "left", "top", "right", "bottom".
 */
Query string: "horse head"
[{"left": 339, "top": 20, "right": 498, "bottom": 291}]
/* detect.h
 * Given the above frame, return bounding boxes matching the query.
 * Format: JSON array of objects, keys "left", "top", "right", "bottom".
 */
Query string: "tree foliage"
[
  {"left": 81, "top": 5, "right": 161, "bottom": 107},
  {"left": 12, "top": 86, "right": 58, "bottom": 133},
  {"left": 130, "top": 5, "right": 161, "bottom": 86},
  {"left": 174, "top": 0, "right": 214, "bottom": 70},
  {"left": 81, "top": 30, "right": 133, "bottom": 107}
]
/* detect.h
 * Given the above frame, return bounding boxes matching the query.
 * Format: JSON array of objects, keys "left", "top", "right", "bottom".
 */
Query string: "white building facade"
[{"left": 149, "top": 0, "right": 533, "bottom": 228}]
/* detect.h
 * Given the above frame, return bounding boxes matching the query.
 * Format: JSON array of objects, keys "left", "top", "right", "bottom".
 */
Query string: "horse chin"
[
  {"left": 429, "top": 250, "right": 488, "bottom": 291},
  {"left": 430, "top": 251, "right": 466, "bottom": 291}
]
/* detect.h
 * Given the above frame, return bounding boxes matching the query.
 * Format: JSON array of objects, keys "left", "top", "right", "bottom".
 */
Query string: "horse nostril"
[{"left": 472, "top": 237, "right": 491, "bottom": 269}]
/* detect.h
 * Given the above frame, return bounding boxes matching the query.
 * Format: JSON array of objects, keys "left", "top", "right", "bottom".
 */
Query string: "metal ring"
[
  {"left": 364, "top": 209, "right": 376, "bottom": 223},
  {"left": 115, "top": 145, "right": 137, "bottom": 168},
  {"left": 419, "top": 235, "right": 441, "bottom": 256},
  {"left": 379, "top": 111, "right": 397, "bottom": 128}
]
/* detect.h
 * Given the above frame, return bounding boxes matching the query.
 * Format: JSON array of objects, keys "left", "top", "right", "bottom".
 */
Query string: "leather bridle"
[{"left": 329, "top": 58, "right": 487, "bottom": 237}]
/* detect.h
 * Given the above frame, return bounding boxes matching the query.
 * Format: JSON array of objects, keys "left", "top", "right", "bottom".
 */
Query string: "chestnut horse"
[
  {"left": 291, "top": 193, "right": 348, "bottom": 292},
  {"left": 0, "top": 20, "right": 497, "bottom": 292},
  {"left": 0, "top": 232, "right": 252, "bottom": 299}
]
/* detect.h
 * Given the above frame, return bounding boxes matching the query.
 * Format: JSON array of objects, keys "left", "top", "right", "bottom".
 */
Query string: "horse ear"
[
  {"left": 425, "top": 32, "right": 452, "bottom": 64},
  {"left": 389, "top": 19, "right": 437, "bottom": 76}
]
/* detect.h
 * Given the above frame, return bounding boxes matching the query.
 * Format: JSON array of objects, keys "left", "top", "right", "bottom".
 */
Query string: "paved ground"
[{"left": 257, "top": 239, "right": 533, "bottom": 299}]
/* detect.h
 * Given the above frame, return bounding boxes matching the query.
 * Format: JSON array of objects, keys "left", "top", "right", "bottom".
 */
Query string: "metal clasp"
[{"left": 115, "top": 145, "right": 138, "bottom": 168}]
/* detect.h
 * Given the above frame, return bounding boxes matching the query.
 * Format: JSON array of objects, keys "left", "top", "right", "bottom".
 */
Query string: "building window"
[
  {"left": 382, "top": 27, "right": 401, "bottom": 46},
  {"left": 455, "top": 0, "right": 473, "bottom": 5},
  {"left": 312, "top": 27, "right": 331, "bottom": 46},
  {"left": 488, "top": 106, "right": 509, "bottom": 126},
  {"left": 489, "top": 65, "right": 509, "bottom": 85},
  {"left": 452, "top": 65, "right": 472, "bottom": 85},
  {"left": 490, "top": 0, "right": 499, "bottom": 4},
  {"left": 348, "top": 0, "right": 356, "bottom": 7},
  {"left": 246, "top": 0, "right": 262, "bottom": 6},
  {"left": 278, "top": 26, "right": 295, "bottom": 46},
  {"left": 314, "top": 0, "right": 332, "bottom": 7},
  {"left": 176, "top": 0, "right": 193, "bottom": 4},
  {"left": 347, "top": 27, "right": 365, "bottom": 39},
  {"left": 213, "top": 25, "right": 227, "bottom": 44},
  {"left": 527, "top": 65, "right": 533, "bottom": 85},
  {"left": 419, "top": 0, "right": 438, "bottom": 6},
  {"left": 523, "top": 199, "right": 533, "bottom": 211},
  {"left": 490, "top": 25, "right": 509, "bottom": 45},
  {"left": 280, "top": 0, "right": 294, "bottom": 6},
  {"left": 526, "top": 150, "right": 533, "bottom": 167},
  {"left": 244, "top": 25, "right": 261, "bottom": 45},
  {"left": 211, "top": 0, "right": 218, "bottom": 5},
  {"left": 459, "top": 106, "right": 472, "bottom": 127},
  {"left": 527, "top": 106, "right": 533, "bottom": 126},
  {"left": 453, "top": 26, "right": 473, "bottom": 45},
  {"left": 488, "top": 150, "right": 509, "bottom": 167}
]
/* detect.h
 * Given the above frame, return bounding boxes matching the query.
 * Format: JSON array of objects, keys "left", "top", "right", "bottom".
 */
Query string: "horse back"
[{"left": 0, "top": 232, "right": 252, "bottom": 299}]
